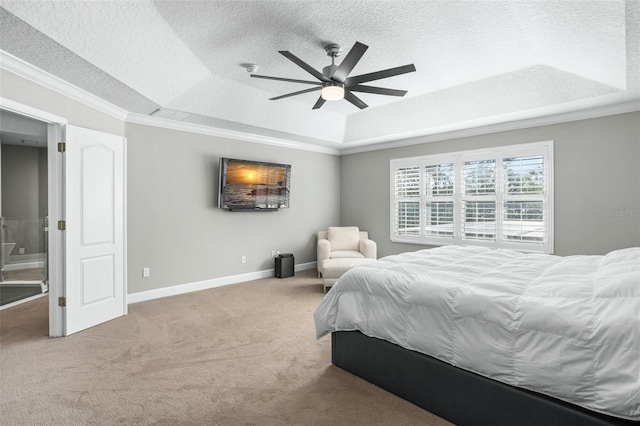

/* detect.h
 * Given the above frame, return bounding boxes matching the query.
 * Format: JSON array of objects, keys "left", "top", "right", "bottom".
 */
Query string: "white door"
[{"left": 64, "top": 125, "right": 126, "bottom": 335}]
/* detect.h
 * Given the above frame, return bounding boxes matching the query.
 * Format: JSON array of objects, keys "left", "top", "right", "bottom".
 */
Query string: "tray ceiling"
[{"left": 1, "top": 1, "right": 638, "bottom": 151}]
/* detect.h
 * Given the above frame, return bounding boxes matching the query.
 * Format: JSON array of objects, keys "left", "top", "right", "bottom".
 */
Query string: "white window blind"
[
  {"left": 502, "top": 154, "right": 545, "bottom": 245},
  {"left": 425, "top": 163, "right": 454, "bottom": 238},
  {"left": 390, "top": 141, "right": 553, "bottom": 253},
  {"left": 393, "top": 166, "right": 421, "bottom": 236},
  {"left": 461, "top": 159, "right": 496, "bottom": 241}
]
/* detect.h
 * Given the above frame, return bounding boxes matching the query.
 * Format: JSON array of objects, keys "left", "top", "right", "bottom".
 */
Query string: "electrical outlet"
[
  {"left": 241, "top": 256, "right": 247, "bottom": 264},
  {"left": 271, "top": 251, "right": 276, "bottom": 258},
  {"left": 142, "top": 267, "right": 150, "bottom": 278},
  {"left": 19, "top": 247, "right": 25, "bottom": 255}
]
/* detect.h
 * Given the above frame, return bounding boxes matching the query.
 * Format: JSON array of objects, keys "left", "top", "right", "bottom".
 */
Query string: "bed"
[{"left": 314, "top": 245, "right": 640, "bottom": 425}]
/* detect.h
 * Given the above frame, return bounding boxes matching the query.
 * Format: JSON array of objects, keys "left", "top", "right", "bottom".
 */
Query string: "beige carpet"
[{"left": 0, "top": 270, "right": 451, "bottom": 425}]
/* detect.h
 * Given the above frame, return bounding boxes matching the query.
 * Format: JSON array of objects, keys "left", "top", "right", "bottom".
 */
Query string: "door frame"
[{"left": 1, "top": 97, "right": 66, "bottom": 336}]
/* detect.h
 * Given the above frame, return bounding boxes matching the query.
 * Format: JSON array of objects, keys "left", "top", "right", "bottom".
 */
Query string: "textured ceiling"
[{"left": 1, "top": 1, "right": 638, "bottom": 151}]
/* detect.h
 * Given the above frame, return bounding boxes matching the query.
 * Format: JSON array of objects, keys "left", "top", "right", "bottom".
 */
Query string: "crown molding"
[
  {"left": 126, "top": 112, "right": 340, "bottom": 155},
  {"left": 1, "top": 50, "right": 340, "bottom": 155},
  {"left": 340, "top": 99, "right": 640, "bottom": 155},
  {"left": 4, "top": 49, "right": 637, "bottom": 157},
  {"left": 0, "top": 50, "right": 129, "bottom": 121}
]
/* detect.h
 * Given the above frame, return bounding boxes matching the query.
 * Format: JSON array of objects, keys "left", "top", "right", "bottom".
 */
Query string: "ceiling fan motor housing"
[{"left": 324, "top": 44, "right": 341, "bottom": 58}]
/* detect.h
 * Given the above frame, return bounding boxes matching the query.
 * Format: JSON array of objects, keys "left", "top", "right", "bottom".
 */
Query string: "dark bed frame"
[{"left": 332, "top": 331, "right": 638, "bottom": 426}]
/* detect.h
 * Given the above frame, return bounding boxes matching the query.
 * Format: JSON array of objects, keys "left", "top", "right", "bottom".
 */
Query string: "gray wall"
[
  {"left": 341, "top": 112, "right": 640, "bottom": 256},
  {"left": 126, "top": 123, "right": 340, "bottom": 294},
  {"left": 0, "top": 70, "right": 126, "bottom": 137},
  {"left": 1, "top": 144, "right": 48, "bottom": 254},
  {"left": 1, "top": 144, "right": 44, "bottom": 219}
]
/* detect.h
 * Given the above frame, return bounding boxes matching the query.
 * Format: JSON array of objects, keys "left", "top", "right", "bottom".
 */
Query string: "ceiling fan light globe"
[{"left": 321, "top": 84, "right": 345, "bottom": 101}]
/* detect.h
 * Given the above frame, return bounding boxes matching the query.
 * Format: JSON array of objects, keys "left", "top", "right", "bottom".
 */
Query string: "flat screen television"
[{"left": 218, "top": 157, "right": 291, "bottom": 211}]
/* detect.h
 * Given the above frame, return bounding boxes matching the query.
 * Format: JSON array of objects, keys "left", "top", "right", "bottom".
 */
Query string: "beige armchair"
[{"left": 317, "top": 226, "right": 377, "bottom": 278}]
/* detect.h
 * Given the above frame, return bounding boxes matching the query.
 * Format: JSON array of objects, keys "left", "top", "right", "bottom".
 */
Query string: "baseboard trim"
[
  {"left": 127, "top": 261, "right": 317, "bottom": 304},
  {"left": 294, "top": 261, "right": 317, "bottom": 272}
]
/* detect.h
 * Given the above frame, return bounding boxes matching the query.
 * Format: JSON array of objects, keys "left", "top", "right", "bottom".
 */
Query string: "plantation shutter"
[
  {"left": 425, "top": 163, "right": 455, "bottom": 239},
  {"left": 390, "top": 141, "right": 553, "bottom": 253},
  {"left": 502, "top": 154, "right": 546, "bottom": 248},
  {"left": 393, "top": 165, "right": 421, "bottom": 237},
  {"left": 461, "top": 159, "right": 496, "bottom": 242}
]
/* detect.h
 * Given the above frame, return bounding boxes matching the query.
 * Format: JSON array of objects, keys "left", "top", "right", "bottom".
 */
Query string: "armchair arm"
[
  {"left": 359, "top": 239, "right": 377, "bottom": 259},
  {"left": 317, "top": 238, "right": 331, "bottom": 275}
]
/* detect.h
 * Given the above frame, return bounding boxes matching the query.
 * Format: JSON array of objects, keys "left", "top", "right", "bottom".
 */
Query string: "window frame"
[{"left": 390, "top": 141, "right": 554, "bottom": 254}]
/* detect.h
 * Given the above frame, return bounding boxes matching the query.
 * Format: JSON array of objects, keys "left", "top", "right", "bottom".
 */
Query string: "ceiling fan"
[{"left": 249, "top": 41, "right": 416, "bottom": 110}]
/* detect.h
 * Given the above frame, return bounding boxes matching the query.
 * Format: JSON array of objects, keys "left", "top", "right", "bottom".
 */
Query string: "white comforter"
[{"left": 314, "top": 245, "right": 640, "bottom": 420}]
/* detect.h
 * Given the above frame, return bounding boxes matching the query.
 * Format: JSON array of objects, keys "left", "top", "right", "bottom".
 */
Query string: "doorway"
[
  {"left": 0, "top": 110, "right": 49, "bottom": 307},
  {"left": 0, "top": 100, "right": 64, "bottom": 336},
  {"left": 1, "top": 98, "right": 127, "bottom": 337}
]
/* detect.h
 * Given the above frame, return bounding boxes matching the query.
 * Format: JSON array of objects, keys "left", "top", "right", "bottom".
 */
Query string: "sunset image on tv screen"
[
  {"left": 226, "top": 162, "right": 288, "bottom": 186},
  {"left": 221, "top": 159, "right": 290, "bottom": 209}
]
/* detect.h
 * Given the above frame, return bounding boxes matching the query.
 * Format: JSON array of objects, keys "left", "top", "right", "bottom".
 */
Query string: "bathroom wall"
[{"left": 0, "top": 144, "right": 48, "bottom": 254}]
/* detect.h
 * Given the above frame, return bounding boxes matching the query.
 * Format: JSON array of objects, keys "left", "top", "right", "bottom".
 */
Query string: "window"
[{"left": 390, "top": 141, "right": 553, "bottom": 253}]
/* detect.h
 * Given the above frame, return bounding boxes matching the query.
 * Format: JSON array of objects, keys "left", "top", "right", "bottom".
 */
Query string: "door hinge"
[
  {"left": 58, "top": 220, "right": 66, "bottom": 231},
  {"left": 58, "top": 142, "right": 66, "bottom": 152},
  {"left": 58, "top": 297, "right": 66, "bottom": 307}
]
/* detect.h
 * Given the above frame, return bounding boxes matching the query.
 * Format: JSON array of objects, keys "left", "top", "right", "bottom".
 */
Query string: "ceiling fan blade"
[
  {"left": 279, "top": 51, "right": 331, "bottom": 82},
  {"left": 348, "top": 85, "right": 408, "bottom": 97},
  {"left": 345, "top": 64, "right": 416, "bottom": 85},
  {"left": 269, "top": 86, "right": 321, "bottom": 101},
  {"left": 331, "top": 41, "right": 368, "bottom": 83},
  {"left": 344, "top": 90, "right": 368, "bottom": 109},
  {"left": 312, "top": 96, "right": 326, "bottom": 110},
  {"left": 251, "top": 74, "right": 322, "bottom": 85}
]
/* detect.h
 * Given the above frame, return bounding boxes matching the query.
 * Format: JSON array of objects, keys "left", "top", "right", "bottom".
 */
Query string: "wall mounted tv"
[{"left": 218, "top": 157, "right": 291, "bottom": 211}]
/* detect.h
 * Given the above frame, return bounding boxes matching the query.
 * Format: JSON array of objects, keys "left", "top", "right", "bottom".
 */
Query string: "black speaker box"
[{"left": 275, "top": 254, "right": 294, "bottom": 278}]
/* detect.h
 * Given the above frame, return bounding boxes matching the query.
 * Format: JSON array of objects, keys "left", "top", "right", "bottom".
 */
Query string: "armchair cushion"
[
  {"left": 327, "top": 226, "right": 360, "bottom": 251},
  {"left": 331, "top": 250, "right": 365, "bottom": 259}
]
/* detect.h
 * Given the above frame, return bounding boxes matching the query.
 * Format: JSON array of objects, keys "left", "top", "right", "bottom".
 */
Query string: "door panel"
[
  {"left": 65, "top": 125, "right": 125, "bottom": 335},
  {"left": 82, "top": 145, "right": 115, "bottom": 244},
  {"left": 81, "top": 255, "right": 115, "bottom": 304}
]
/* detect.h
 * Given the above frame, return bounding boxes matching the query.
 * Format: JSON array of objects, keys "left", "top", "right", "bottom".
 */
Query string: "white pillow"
[{"left": 327, "top": 226, "right": 360, "bottom": 251}]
